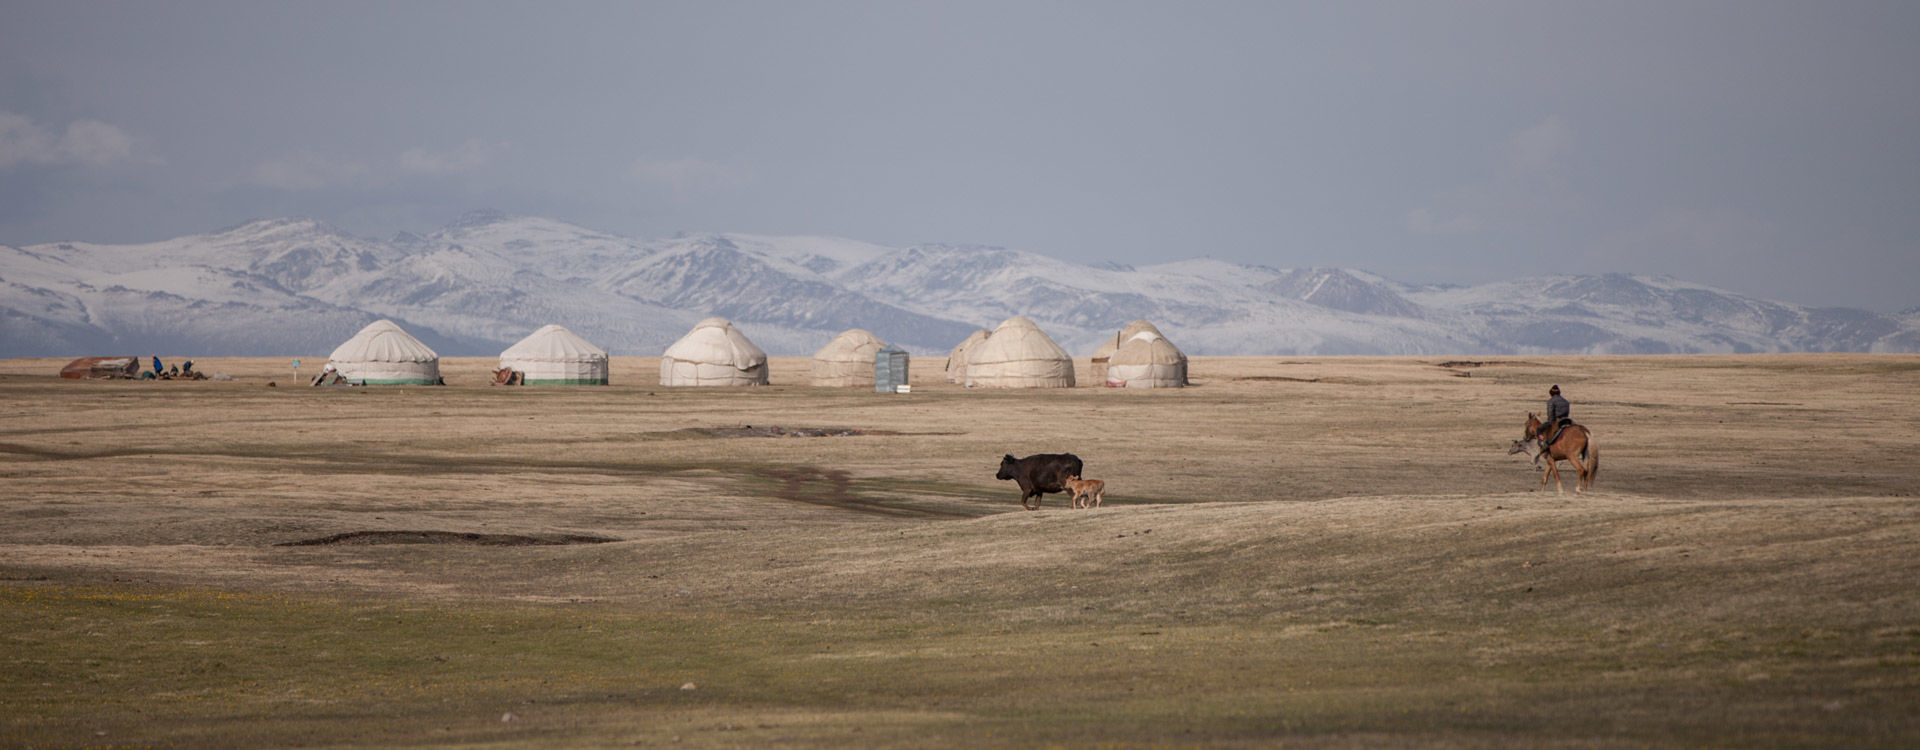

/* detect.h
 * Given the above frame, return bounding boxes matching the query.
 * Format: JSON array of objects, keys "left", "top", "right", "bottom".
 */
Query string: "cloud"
[
  {"left": 398, "top": 138, "right": 506, "bottom": 176},
  {"left": 251, "top": 153, "right": 371, "bottom": 191},
  {"left": 1405, "top": 116, "right": 1584, "bottom": 237},
  {"left": 0, "top": 112, "right": 136, "bottom": 169},
  {"left": 628, "top": 156, "right": 754, "bottom": 197}
]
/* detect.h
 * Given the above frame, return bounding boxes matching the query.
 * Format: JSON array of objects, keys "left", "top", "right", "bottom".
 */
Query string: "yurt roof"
[
  {"left": 947, "top": 329, "right": 990, "bottom": 362},
  {"left": 330, "top": 319, "right": 438, "bottom": 362},
  {"left": 969, "top": 316, "right": 1070, "bottom": 365},
  {"left": 813, "top": 329, "right": 885, "bottom": 361},
  {"left": 663, "top": 317, "right": 766, "bottom": 370},
  {"left": 1093, "top": 319, "right": 1166, "bottom": 359},
  {"left": 1109, "top": 329, "right": 1186, "bottom": 365},
  {"left": 501, "top": 324, "right": 607, "bottom": 362}
]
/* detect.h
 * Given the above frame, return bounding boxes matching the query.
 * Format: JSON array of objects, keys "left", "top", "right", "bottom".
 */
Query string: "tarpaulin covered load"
[{"left": 59, "top": 356, "right": 140, "bottom": 379}]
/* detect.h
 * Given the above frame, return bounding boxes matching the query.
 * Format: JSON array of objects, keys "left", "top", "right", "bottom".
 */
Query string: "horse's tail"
[{"left": 1583, "top": 438, "right": 1599, "bottom": 485}]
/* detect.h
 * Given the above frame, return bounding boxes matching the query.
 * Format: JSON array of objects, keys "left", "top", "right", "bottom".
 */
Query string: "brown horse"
[{"left": 1509, "top": 412, "right": 1599, "bottom": 493}]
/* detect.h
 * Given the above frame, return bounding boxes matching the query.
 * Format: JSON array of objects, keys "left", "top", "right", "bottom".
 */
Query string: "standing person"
[
  {"left": 1543, "top": 385, "right": 1571, "bottom": 444},
  {"left": 152, "top": 355, "right": 163, "bottom": 375}
]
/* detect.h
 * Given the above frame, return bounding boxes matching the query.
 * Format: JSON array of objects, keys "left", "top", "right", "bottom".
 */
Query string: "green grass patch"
[{"left": 6, "top": 582, "right": 1917, "bottom": 747}]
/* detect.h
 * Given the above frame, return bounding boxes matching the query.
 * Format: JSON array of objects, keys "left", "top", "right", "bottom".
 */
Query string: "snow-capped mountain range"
[{"left": 4, "top": 210, "right": 1916, "bottom": 358}]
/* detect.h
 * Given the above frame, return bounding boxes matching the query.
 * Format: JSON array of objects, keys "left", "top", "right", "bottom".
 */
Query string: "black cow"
[{"left": 996, "top": 453, "right": 1084, "bottom": 511}]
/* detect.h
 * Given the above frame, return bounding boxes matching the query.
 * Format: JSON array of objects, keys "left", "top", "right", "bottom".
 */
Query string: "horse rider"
[{"left": 1542, "top": 384, "right": 1572, "bottom": 445}]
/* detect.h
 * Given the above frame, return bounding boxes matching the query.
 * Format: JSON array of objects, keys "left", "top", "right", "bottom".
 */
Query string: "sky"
[{"left": 3, "top": 1, "right": 1917, "bottom": 312}]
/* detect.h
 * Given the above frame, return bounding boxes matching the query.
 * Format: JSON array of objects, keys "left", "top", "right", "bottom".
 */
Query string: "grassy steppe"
[{"left": 2, "top": 354, "right": 1917, "bottom": 747}]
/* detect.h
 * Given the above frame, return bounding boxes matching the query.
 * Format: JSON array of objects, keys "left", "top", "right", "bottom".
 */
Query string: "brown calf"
[{"left": 1063, "top": 475, "right": 1106, "bottom": 509}]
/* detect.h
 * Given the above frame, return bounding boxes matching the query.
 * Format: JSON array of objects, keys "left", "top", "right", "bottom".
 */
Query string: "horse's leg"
[
  {"left": 1571, "top": 441, "right": 1590, "bottom": 492},
  {"left": 1584, "top": 443, "right": 1598, "bottom": 490},
  {"left": 1566, "top": 435, "right": 1597, "bottom": 494}
]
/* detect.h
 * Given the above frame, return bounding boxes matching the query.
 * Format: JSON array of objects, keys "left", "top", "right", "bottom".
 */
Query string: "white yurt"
[
  {"left": 945, "top": 328, "right": 990, "bottom": 384},
  {"left": 499, "top": 324, "right": 609, "bottom": 385},
  {"left": 1090, "top": 319, "right": 1165, "bottom": 384},
  {"left": 965, "top": 316, "right": 1075, "bottom": 388},
  {"left": 327, "top": 319, "right": 441, "bottom": 385},
  {"left": 660, "top": 317, "right": 769, "bottom": 386},
  {"left": 1105, "top": 329, "right": 1188, "bottom": 388},
  {"left": 810, "top": 329, "right": 886, "bottom": 387}
]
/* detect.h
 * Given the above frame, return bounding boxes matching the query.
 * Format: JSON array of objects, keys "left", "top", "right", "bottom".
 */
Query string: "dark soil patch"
[
  {"left": 1436, "top": 360, "right": 1536, "bottom": 369},
  {"left": 698, "top": 425, "right": 872, "bottom": 438},
  {"left": 749, "top": 466, "right": 977, "bottom": 519},
  {"left": 277, "top": 530, "right": 619, "bottom": 547}
]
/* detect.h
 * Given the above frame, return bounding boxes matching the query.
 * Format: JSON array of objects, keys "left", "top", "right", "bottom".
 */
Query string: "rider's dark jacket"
[{"left": 1546, "top": 394, "right": 1571, "bottom": 428}]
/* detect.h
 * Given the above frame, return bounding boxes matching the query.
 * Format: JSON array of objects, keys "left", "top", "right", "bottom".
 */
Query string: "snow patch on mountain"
[{"left": 4, "top": 212, "right": 1916, "bottom": 358}]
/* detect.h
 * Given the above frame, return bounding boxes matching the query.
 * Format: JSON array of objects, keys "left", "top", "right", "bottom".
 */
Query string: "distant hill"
[{"left": 5, "top": 210, "right": 1916, "bottom": 357}]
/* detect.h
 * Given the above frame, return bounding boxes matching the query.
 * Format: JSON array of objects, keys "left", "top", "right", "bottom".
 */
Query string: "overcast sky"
[{"left": 3, "top": 1, "right": 1916, "bottom": 311}]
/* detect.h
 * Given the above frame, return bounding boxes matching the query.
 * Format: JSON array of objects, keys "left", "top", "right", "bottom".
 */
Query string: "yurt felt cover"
[
  {"left": 945, "top": 329, "right": 990, "bottom": 384},
  {"left": 328, "top": 319, "right": 441, "bottom": 385},
  {"left": 1091, "top": 319, "right": 1165, "bottom": 361},
  {"left": 965, "top": 316, "right": 1075, "bottom": 388},
  {"left": 809, "top": 329, "right": 885, "bottom": 387},
  {"left": 660, "top": 317, "right": 769, "bottom": 386},
  {"left": 1105, "top": 330, "right": 1187, "bottom": 388},
  {"left": 500, "top": 324, "right": 609, "bottom": 385},
  {"left": 1090, "top": 320, "right": 1165, "bottom": 384}
]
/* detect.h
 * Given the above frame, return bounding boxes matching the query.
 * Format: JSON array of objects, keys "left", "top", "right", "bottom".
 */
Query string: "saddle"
[{"left": 1541, "top": 419, "right": 1576, "bottom": 446}]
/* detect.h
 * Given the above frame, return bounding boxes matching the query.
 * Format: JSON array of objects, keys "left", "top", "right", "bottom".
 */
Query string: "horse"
[{"left": 1509, "top": 412, "right": 1599, "bottom": 493}]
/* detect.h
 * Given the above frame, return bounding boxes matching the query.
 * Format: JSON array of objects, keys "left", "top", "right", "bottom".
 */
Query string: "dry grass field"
[{"left": 3, "top": 353, "right": 1918, "bottom": 748}]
